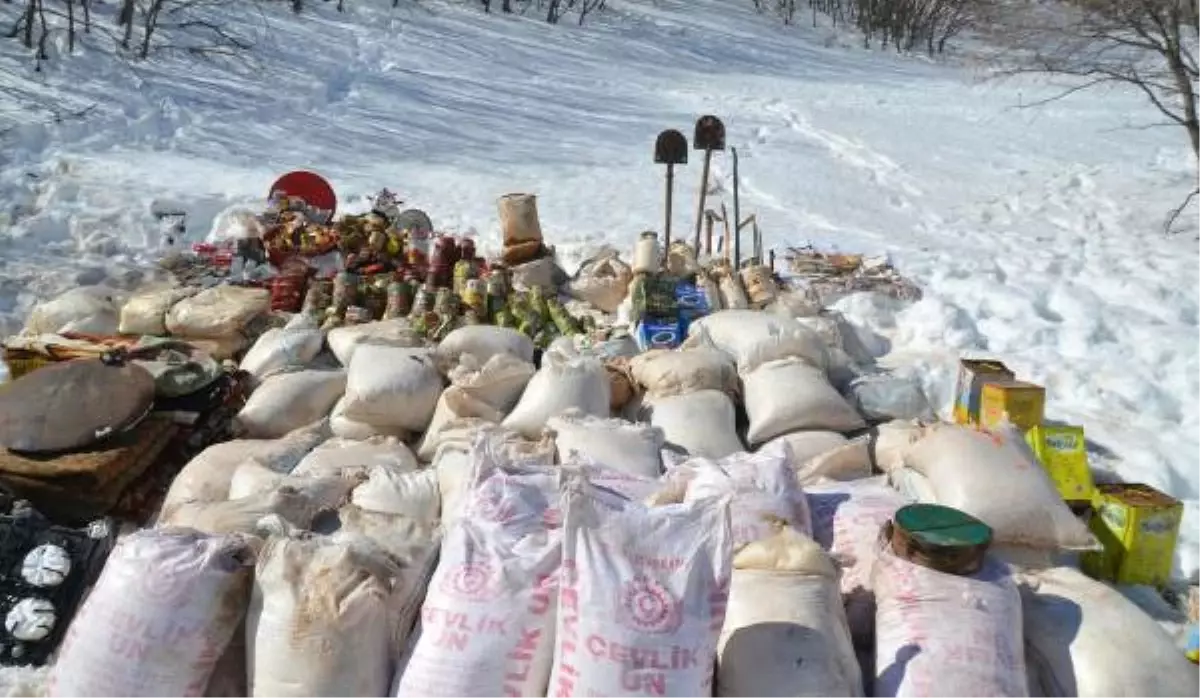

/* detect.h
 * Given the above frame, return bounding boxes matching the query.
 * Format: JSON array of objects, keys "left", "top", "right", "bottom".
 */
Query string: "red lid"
[{"left": 269, "top": 171, "right": 337, "bottom": 221}]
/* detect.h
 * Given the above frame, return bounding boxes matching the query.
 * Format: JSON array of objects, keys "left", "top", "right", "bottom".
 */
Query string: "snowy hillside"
[{"left": 1, "top": 0, "right": 1197, "bottom": 579}]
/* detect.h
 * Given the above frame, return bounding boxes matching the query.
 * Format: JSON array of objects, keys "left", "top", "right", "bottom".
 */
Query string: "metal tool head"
[
  {"left": 693, "top": 115, "right": 726, "bottom": 151},
  {"left": 654, "top": 129, "right": 689, "bottom": 165}
]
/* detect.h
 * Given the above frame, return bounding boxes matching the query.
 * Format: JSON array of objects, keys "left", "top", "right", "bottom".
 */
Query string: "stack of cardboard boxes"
[{"left": 952, "top": 358, "right": 1183, "bottom": 589}]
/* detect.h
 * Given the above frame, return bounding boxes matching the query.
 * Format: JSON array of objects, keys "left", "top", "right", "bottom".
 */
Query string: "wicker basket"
[{"left": 2, "top": 350, "right": 54, "bottom": 382}]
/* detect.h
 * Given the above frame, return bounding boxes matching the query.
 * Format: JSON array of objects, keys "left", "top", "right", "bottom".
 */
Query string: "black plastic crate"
[{"left": 0, "top": 502, "right": 117, "bottom": 666}]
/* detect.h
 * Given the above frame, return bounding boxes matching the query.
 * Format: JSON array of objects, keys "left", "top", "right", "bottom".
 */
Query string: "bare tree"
[
  {"left": 991, "top": 0, "right": 1198, "bottom": 230},
  {"left": 759, "top": 0, "right": 984, "bottom": 54}
]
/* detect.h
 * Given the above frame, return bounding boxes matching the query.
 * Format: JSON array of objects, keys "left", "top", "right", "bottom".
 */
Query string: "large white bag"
[
  {"left": 434, "top": 423, "right": 556, "bottom": 525},
  {"left": 48, "top": 529, "right": 254, "bottom": 697},
  {"left": 873, "top": 548, "right": 1027, "bottom": 697},
  {"left": 549, "top": 476, "right": 733, "bottom": 697},
  {"left": 238, "top": 315, "right": 325, "bottom": 384},
  {"left": 235, "top": 369, "right": 345, "bottom": 439},
  {"left": 328, "top": 397, "right": 412, "bottom": 441},
  {"left": 342, "top": 346, "right": 442, "bottom": 431},
  {"left": 351, "top": 466, "right": 441, "bottom": 523},
  {"left": 629, "top": 346, "right": 738, "bottom": 399},
  {"left": 743, "top": 358, "right": 866, "bottom": 445},
  {"left": 684, "top": 445, "right": 812, "bottom": 550},
  {"left": 502, "top": 353, "right": 610, "bottom": 439},
  {"left": 548, "top": 409, "right": 664, "bottom": 478},
  {"left": 292, "top": 436, "right": 419, "bottom": 478},
  {"left": 1018, "top": 567, "right": 1199, "bottom": 697},
  {"left": 119, "top": 287, "right": 196, "bottom": 336},
  {"left": 23, "top": 286, "right": 122, "bottom": 337},
  {"left": 166, "top": 285, "right": 270, "bottom": 339},
  {"left": 417, "top": 387, "right": 506, "bottom": 462},
  {"left": 646, "top": 389, "right": 744, "bottom": 459},
  {"left": 157, "top": 486, "right": 326, "bottom": 535},
  {"left": 159, "top": 421, "right": 329, "bottom": 515},
  {"left": 903, "top": 423, "right": 1095, "bottom": 550},
  {"left": 435, "top": 325, "right": 535, "bottom": 372},
  {"left": 764, "top": 431, "right": 848, "bottom": 467},
  {"left": 393, "top": 519, "right": 562, "bottom": 696},
  {"left": 327, "top": 319, "right": 424, "bottom": 366},
  {"left": 806, "top": 477, "right": 910, "bottom": 645},
  {"left": 247, "top": 535, "right": 403, "bottom": 697},
  {"left": 227, "top": 458, "right": 366, "bottom": 500},
  {"left": 449, "top": 352, "right": 537, "bottom": 413},
  {"left": 766, "top": 432, "right": 874, "bottom": 484},
  {"left": 688, "top": 310, "right": 828, "bottom": 373},
  {"left": 717, "top": 524, "right": 863, "bottom": 697},
  {"left": 849, "top": 373, "right": 936, "bottom": 423},
  {"left": 568, "top": 246, "right": 633, "bottom": 313}
]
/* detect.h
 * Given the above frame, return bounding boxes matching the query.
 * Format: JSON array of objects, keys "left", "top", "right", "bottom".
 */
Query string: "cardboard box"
[
  {"left": 635, "top": 315, "right": 683, "bottom": 352},
  {"left": 1082, "top": 483, "right": 1182, "bottom": 588},
  {"left": 952, "top": 359, "right": 1014, "bottom": 425},
  {"left": 979, "top": 380, "right": 1045, "bottom": 432},
  {"left": 1025, "top": 425, "right": 1095, "bottom": 505}
]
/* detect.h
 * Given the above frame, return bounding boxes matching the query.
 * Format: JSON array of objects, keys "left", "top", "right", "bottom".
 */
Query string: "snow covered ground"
[{"left": 1, "top": 0, "right": 1197, "bottom": 579}]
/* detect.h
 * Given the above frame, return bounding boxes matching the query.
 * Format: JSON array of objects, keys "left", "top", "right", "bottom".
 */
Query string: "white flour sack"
[
  {"left": 448, "top": 353, "right": 537, "bottom": 414},
  {"left": 1018, "top": 566, "right": 1199, "bottom": 697},
  {"left": 805, "top": 477, "right": 910, "bottom": 645},
  {"left": 872, "top": 548, "right": 1027, "bottom": 697},
  {"left": 435, "top": 423, "right": 557, "bottom": 526},
  {"left": 628, "top": 346, "right": 738, "bottom": 399},
  {"left": 247, "top": 534, "right": 403, "bottom": 696},
  {"left": 235, "top": 369, "right": 346, "bottom": 439},
  {"left": 904, "top": 423, "right": 1095, "bottom": 550},
  {"left": 764, "top": 431, "right": 849, "bottom": 470},
  {"left": 292, "top": 435, "right": 420, "bottom": 478},
  {"left": 159, "top": 420, "right": 330, "bottom": 516},
  {"left": 550, "top": 476, "right": 734, "bottom": 697},
  {"left": 548, "top": 409, "right": 665, "bottom": 478},
  {"left": 237, "top": 315, "right": 325, "bottom": 385},
  {"left": 341, "top": 345, "right": 443, "bottom": 432},
  {"left": 742, "top": 357, "right": 866, "bottom": 445},
  {"left": 461, "top": 431, "right": 563, "bottom": 533},
  {"left": 329, "top": 397, "right": 412, "bottom": 441},
  {"left": 157, "top": 485, "right": 328, "bottom": 535},
  {"left": 684, "top": 444, "right": 813, "bottom": 550},
  {"left": 393, "top": 519, "right": 563, "bottom": 697},
  {"left": 435, "top": 325, "right": 536, "bottom": 372},
  {"left": 228, "top": 460, "right": 364, "bottom": 506},
  {"left": 502, "top": 353, "right": 611, "bottom": 439},
  {"left": 47, "top": 529, "right": 254, "bottom": 697},
  {"left": 417, "top": 386, "right": 507, "bottom": 462},
  {"left": 327, "top": 318, "right": 425, "bottom": 366},
  {"left": 687, "top": 310, "right": 828, "bottom": 374},
  {"left": 351, "top": 466, "right": 442, "bottom": 523},
  {"left": 645, "top": 389, "right": 745, "bottom": 459},
  {"left": 165, "top": 285, "right": 270, "bottom": 339},
  {"left": 717, "top": 524, "right": 863, "bottom": 697}
]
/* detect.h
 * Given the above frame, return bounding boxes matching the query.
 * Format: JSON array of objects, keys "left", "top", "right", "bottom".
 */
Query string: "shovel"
[
  {"left": 732, "top": 146, "right": 741, "bottom": 270},
  {"left": 654, "top": 129, "right": 688, "bottom": 252},
  {"left": 691, "top": 115, "right": 726, "bottom": 252}
]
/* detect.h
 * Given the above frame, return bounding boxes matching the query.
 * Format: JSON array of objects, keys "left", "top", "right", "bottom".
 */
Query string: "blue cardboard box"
[{"left": 635, "top": 315, "right": 684, "bottom": 352}]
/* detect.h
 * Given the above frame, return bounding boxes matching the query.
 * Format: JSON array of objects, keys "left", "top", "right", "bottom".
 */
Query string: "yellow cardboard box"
[
  {"left": 1082, "top": 483, "right": 1182, "bottom": 588},
  {"left": 952, "top": 359, "right": 1014, "bottom": 425},
  {"left": 1025, "top": 425, "right": 1095, "bottom": 505},
  {"left": 979, "top": 380, "right": 1045, "bottom": 432}
]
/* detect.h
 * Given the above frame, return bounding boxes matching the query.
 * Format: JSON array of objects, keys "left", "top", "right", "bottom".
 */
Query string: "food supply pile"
[{"left": 0, "top": 160, "right": 1195, "bottom": 698}]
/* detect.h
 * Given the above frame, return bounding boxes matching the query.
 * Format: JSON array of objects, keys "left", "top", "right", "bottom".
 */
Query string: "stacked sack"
[{"left": 39, "top": 267, "right": 1200, "bottom": 698}]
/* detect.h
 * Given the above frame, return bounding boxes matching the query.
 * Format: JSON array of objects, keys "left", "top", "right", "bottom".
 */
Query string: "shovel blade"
[
  {"left": 654, "top": 129, "right": 689, "bottom": 165},
  {"left": 693, "top": 115, "right": 726, "bottom": 151}
]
